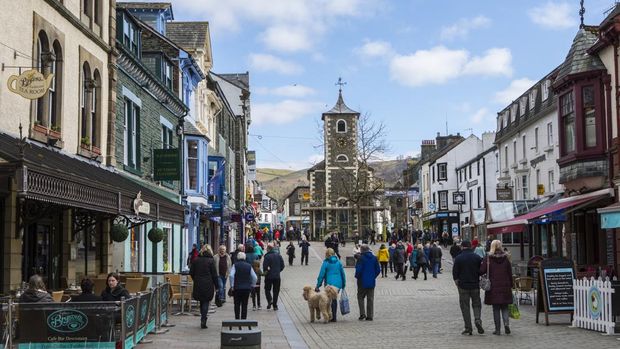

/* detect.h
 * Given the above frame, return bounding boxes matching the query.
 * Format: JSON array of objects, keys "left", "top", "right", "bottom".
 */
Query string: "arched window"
[
  {"left": 91, "top": 69, "right": 101, "bottom": 147},
  {"left": 81, "top": 62, "right": 91, "bottom": 144},
  {"left": 35, "top": 31, "right": 50, "bottom": 125},
  {"left": 336, "top": 154, "right": 348, "bottom": 162},
  {"left": 337, "top": 119, "right": 347, "bottom": 133},
  {"left": 49, "top": 40, "right": 62, "bottom": 131}
]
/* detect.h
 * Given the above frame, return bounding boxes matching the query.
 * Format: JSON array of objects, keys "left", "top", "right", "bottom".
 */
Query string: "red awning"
[{"left": 487, "top": 190, "right": 612, "bottom": 235}]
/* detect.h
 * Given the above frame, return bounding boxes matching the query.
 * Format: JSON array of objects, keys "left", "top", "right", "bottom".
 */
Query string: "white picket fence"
[{"left": 572, "top": 277, "right": 616, "bottom": 335}]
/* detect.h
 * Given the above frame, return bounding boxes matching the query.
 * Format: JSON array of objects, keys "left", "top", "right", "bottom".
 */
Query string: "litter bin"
[
  {"left": 221, "top": 320, "right": 261, "bottom": 349},
  {"left": 345, "top": 256, "right": 356, "bottom": 268}
]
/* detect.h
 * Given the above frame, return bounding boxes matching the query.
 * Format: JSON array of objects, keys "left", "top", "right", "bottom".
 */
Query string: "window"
[
  {"left": 477, "top": 187, "right": 481, "bottom": 208},
  {"left": 336, "top": 154, "right": 348, "bottom": 162},
  {"left": 187, "top": 139, "right": 200, "bottom": 191},
  {"left": 522, "top": 135, "right": 526, "bottom": 160},
  {"left": 432, "top": 166, "right": 435, "bottom": 182},
  {"left": 542, "top": 80, "right": 550, "bottom": 101},
  {"left": 548, "top": 170, "right": 555, "bottom": 193},
  {"left": 336, "top": 119, "right": 347, "bottom": 133},
  {"left": 504, "top": 146, "right": 508, "bottom": 169},
  {"left": 294, "top": 203, "right": 301, "bottom": 215},
  {"left": 468, "top": 189, "right": 472, "bottom": 210},
  {"left": 83, "top": 0, "right": 90, "bottom": 16},
  {"left": 464, "top": 166, "right": 467, "bottom": 179},
  {"left": 529, "top": 89, "right": 537, "bottom": 110},
  {"left": 561, "top": 91, "right": 575, "bottom": 153},
  {"left": 123, "top": 99, "right": 140, "bottom": 169},
  {"left": 583, "top": 85, "right": 596, "bottom": 148},
  {"left": 495, "top": 153, "right": 499, "bottom": 173},
  {"left": 513, "top": 140, "right": 517, "bottom": 165},
  {"left": 437, "top": 163, "right": 447, "bottom": 181},
  {"left": 534, "top": 127, "right": 539, "bottom": 153},
  {"left": 164, "top": 61, "right": 173, "bottom": 89},
  {"left": 439, "top": 191, "right": 448, "bottom": 210},
  {"left": 432, "top": 193, "right": 436, "bottom": 204},
  {"left": 94, "top": 0, "right": 101, "bottom": 25},
  {"left": 521, "top": 175, "right": 529, "bottom": 200},
  {"left": 536, "top": 169, "right": 541, "bottom": 196},
  {"left": 547, "top": 122, "right": 553, "bottom": 146},
  {"left": 459, "top": 170, "right": 462, "bottom": 183},
  {"left": 468, "top": 164, "right": 472, "bottom": 179},
  {"left": 80, "top": 64, "right": 99, "bottom": 149},
  {"left": 477, "top": 160, "right": 480, "bottom": 176},
  {"left": 162, "top": 125, "right": 173, "bottom": 149},
  {"left": 520, "top": 96, "right": 527, "bottom": 116}
]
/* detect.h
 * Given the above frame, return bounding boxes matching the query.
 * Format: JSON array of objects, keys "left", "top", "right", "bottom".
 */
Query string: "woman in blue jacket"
[{"left": 316, "top": 248, "right": 346, "bottom": 322}]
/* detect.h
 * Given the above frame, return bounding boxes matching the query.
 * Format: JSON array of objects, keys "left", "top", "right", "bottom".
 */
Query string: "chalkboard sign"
[
  {"left": 536, "top": 257, "right": 575, "bottom": 325},
  {"left": 606, "top": 230, "right": 615, "bottom": 266}
]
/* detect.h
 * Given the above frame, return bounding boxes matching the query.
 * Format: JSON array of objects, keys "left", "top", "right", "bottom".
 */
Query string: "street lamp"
[{"left": 453, "top": 192, "right": 465, "bottom": 238}]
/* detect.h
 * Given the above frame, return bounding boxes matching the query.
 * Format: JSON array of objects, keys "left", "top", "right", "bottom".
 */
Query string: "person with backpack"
[{"left": 286, "top": 241, "right": 296, "bottom": 266}]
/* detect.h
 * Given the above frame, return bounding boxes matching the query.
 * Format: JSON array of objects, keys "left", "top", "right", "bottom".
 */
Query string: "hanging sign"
[{"left": 7, "top": 69, "right": 54, "bottom": 99}]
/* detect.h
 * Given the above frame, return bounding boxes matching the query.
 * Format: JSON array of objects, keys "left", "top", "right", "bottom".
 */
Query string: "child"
[
  {"left": 251, "top": 260, "right": 262, "bottom": 310},
  {"left": 286, "top": 241, "right": 296, "bottom": 266}
]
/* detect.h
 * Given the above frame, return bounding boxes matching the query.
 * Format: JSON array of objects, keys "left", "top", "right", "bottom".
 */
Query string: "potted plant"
[
  {"left": 80, "top": 136, "right": 90, "bottom": 149},
  {"left": 33, "top": 120, "right": 47, "bottom": 134},
  {"left": 109, "top": 224, "right": 129, "bottom": 242},
  {"left": 91, "top": 145, "right": 101, "bottom": 155},
  {"left": 49, "top": 125, "right": 61, "bottom": 139},
  {"left": 148, "top": 227, "right": 165, "bottom": 243}
]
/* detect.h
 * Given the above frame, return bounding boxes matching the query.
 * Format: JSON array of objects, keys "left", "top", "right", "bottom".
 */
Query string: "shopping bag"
[
  {"left": 508, "top": 302, "right": 520, "bottom": 320},
  {"left": 339, "top": 289, "right": 350, "bottom": 315}
]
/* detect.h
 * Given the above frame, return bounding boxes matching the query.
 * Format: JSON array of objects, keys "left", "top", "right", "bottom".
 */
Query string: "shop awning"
[
  {"left": 487, "top": 189, "right": 613, "bottom": 235},
  {"left": 0, "top": 132, "right": 184, "bottom": 224},
  {"left": 599, "top": 202, "right": 620, "bottom": 229}
]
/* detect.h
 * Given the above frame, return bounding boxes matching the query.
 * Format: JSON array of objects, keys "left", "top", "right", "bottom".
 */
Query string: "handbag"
[
  {"left": 479, "top": 257, "right": 491, "bottom": 291},
  {"left": 228, "top": 288, "right": 234, "bottom": 297},
  {"left": 339, "top": 289, "right": 350, "bottom": 315}
]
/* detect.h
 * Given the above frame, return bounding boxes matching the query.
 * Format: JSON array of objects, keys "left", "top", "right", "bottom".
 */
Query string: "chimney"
[{"left": 420, "top": 140, "right": 436, "bottom": 159}]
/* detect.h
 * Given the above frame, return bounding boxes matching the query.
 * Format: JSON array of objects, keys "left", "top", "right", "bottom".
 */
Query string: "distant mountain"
[{"left": 257, "top": 159, "right": 412, "bottom": 203}]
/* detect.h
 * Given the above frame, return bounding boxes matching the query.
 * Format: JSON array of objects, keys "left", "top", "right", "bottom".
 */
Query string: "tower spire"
[
  {"left": 579, "top": 0, "right": 585, "bottom": 28},
  {"left": 335, "top": 77, "right": 347, "bottom": 94}
]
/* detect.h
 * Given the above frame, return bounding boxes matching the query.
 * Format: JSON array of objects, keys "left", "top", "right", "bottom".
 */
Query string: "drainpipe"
[{"left": 613, "top": 42, "right": 620, "bottom": 190}]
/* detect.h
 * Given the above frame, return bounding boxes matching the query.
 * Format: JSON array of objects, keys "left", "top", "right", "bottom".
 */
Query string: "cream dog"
[{"left": 302, "top": 285, "right": 338, "bottom": 323}]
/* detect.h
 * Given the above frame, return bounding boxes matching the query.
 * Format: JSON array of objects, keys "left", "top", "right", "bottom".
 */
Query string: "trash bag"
[{"left": 339, "top": 289, "right": 350, "bottom": 315}]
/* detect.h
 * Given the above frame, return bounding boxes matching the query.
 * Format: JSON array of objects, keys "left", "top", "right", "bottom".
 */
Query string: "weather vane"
[
  {"left": 335, "top": 77, "right": 347, "bottom": 93},
  {"left": 579, "top": 0, "right": 585, "bottom": 28}
]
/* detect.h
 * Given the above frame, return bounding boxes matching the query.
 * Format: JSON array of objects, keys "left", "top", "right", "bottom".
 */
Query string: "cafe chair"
[
  {"left": 140, "top": 276, "right": 150, "bottom": 292},
  {"left": 515, "top": 276, "right": 534, "bottom": 305},
  {"left": 125, "top": 278, "right": 143, "bottom": 295},
  {"left": 52, "top": 291, "right": 64, "bottom": 303}
]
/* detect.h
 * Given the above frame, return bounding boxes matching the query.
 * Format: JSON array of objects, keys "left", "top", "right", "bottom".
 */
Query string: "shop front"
[
  {"left": 0, "top": 133, "right": 184, "bottom": 293},
  {"left": 424, "top": 211, "right": 460, "bottom": 238}
]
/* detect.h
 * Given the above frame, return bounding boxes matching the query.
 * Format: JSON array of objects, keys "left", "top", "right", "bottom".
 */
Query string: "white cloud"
[
  {"left": 255, "top": 85, "right": 317, "bottom": 98},
  {"left": 528, "top": 2, "right": 577, "bottom": 29},
  {"left": 470, "top": 108, "right": 489, "bottom": 124},
  {"left": 440, "top": 15, "right": 491, "bottom": 41},
  {"left": 252, "top": 100, "right": 324, "bottom": 125},
  {"left": 494, "top": 78, "right": 536, "bottom": 105},
  {"left": 249, "top": 54, "right": 303, "bottom": 75},
  {"left": 261, "top": 25, "right": 313, "bottom": 52},
  {"left": 389, "top": 46, "right": 512, "bottom": 87},
  {"left": 357, "top": 40, "right": 394, "bottom": 59}
]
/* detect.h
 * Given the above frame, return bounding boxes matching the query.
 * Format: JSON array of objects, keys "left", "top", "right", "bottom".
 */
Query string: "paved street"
[{"left": 144, "top": 243, "right": 619, "bottom": 348}]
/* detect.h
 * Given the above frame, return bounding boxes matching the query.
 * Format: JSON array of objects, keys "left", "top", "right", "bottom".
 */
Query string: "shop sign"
[
  {"left": 47, "top": 309, "right": 88, "bottom": 333},
  {"left": 133, "top": 191, "right": 151, "bottom": 216},
  {"left": 153, "top": 149, "right": 180, "bottom": 181},
  {"left": 453, "top": 191, "right": 466, "bottom": 205},
  {"left": 496, "top": 188, "right": 513, "bottom": 200},
  {"left": 537, "top": 184, "right": 545, "bottom": 195},
  {"left": 7, "top": 69, "right": 54, "bottom": 99}
]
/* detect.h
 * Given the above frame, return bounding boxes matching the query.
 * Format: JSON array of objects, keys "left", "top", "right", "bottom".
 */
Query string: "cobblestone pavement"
[{"left": 143, "top": 242, "right": 620, "bottom": 348}]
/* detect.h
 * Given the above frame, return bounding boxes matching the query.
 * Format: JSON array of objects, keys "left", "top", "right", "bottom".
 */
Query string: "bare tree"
[{"left": 336, "top": 113, "right": 390, "bottom": 234}]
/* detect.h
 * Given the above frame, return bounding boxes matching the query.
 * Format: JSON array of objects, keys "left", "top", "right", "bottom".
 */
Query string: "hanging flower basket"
[
  {"left": 148, "top": 227, "right": 164, "bottom": 243},
  {"left": 110, "top": 224, "right": 129, "bottom": 242}
]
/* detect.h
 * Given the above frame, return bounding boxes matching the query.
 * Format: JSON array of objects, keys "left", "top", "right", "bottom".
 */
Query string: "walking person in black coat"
[
  {"left": 229, "top": 252, "right": 257, "bottom": 319},
  {"left": 190, "top": 245, "right": 219, "bottom": 329},
  {"left": 262, "top": 243, "right": 285, "bottom": 310},
  {"left": 299, "top": 236, "right": 310, "bottom": 265},
  {"left": 453, "top": 240, "right": 484, "bottom": 336}
]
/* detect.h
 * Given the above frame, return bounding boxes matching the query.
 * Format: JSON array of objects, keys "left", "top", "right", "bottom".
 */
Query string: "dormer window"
[
  {"left": 122, "top": 15, "right": 139, "bottom": 56},
  {"left": 520, "top": 97, "right": 527, "bottom": 116},
  {"left": 336, "top": 119, "right": 347, "bottom": 133},
  {"left": 164, "top": 61, "right": 173, "bottom": 89},
  {"left": 529, "top": 89, "right": 537, "bottom": 110},
  {"left": 542, "top": 80, "right": 550, "bottom": 101},
  {"left": 510, "top": 104, "right": 518, "bottom": 121}
]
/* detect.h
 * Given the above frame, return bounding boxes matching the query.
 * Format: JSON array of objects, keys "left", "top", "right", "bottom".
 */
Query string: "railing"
[{"left": 572, "top": 277, "right": 616, "bottom": 335}]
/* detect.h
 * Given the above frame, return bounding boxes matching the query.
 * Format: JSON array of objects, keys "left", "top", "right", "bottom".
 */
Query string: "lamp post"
[{"left": 453, "top": 191, "right": 465, "bottom": 239}]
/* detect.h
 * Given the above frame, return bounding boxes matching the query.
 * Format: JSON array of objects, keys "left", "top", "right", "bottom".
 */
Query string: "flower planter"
[
  {"left": 48, "top": 130, "right": 61, "bottom": 139},
  {"left": 80, "top": 143, "right": 90, "bottom": 151},
  {"left": 33, "top": 124, "right": 48, "bottom": 135},
  {"left": 91, "top": 146, "right": 101, "bottom": 155}
]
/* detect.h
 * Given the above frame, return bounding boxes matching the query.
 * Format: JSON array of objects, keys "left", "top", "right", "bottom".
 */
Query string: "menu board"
[
  {"left": 536, "top": 257, "right": 575, "bottom": 325},
  {"left": 606, "top": 230, "right": 615, "bottom": 266}
]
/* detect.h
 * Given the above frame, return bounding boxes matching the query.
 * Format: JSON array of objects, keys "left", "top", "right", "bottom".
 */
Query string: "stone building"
[{"left": 305, "top": 90, "right": 383, "bottom": 239}]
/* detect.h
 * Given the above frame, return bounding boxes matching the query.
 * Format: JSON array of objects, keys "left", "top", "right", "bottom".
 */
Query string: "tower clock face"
[{"left": 337, "top": 138, "right": 347, "bottom": 147}]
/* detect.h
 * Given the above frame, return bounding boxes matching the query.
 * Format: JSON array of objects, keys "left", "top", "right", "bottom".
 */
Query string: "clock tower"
[{"left": 323, "top": 89, "right": 359, "bottom": 168}]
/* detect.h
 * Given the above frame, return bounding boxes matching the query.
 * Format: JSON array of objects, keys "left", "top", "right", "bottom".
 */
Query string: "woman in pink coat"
[{"left": 480, "top": 240, "right": 513, "bottom": 335}]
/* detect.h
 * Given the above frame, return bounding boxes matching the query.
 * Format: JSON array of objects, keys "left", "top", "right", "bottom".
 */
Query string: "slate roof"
[
  {"left": 324, "top": 91, "right": 358, "bottom": 115},
  {"left": 556, "top": 26, "right": 606, "bottom": 82},
  {"left": 219, "top": 73, "right": 250, "bottom": 90},
  {"left": 166, "top": 22, "right": 209, "bottom": 51},
  {"left": 117, "top": 2, "right": 172, "bottom": 10},
  {"left": 600, "top": 4, "right": 620, "bottom": 28},
  {"left": 184, "top": 121, "right": 205, "bottom": 137}
]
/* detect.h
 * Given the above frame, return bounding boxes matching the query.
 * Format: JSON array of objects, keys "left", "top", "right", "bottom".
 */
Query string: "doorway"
[{"left": 22, "top": 221, "right": 62, "bottom": 290}]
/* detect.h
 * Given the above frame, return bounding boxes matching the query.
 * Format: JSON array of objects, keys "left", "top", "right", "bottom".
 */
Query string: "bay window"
[
  {"left": 583, "top": 86, "right": 596, "bottom": 148},
  {"left": 187, "top": 140, "right": 198, "bottom": 191},
  {"left": 561, "top": 91, "right": 575, "bottom": 154}
]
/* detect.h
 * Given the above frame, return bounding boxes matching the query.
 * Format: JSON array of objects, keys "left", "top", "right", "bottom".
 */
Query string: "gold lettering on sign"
[{"left": 7, "top": 69, "right": 54, "bottom": 99}]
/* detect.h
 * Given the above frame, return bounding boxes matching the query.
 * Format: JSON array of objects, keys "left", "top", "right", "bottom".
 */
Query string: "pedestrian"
[
  {"left": 355, "top": 244, "right": 381, "bottom": 321},
  {"left": 480, "top": 240, "right": 513, "bottom": 335},
  {"left": 409, "top": 245, "right": 418, "bottom": 279},
  {"left": 393, "top": 241, "right": 406, "bottom": 281},
  {"left": 388, "top": 243, "right": 396, "bottom": 273},
  {"left": 101, "top": 272, "right": 130, "bottom": 302},
  {"left": 413, "top": 244, "right": 428, "bottom": 280},
  {"left": 251, "top": 260, "right": 263, "bottom": 310},
  {"left": 70, "top": 278, "right": 102, "bottom": 302},
  {"left": 189, "top": 245, "right": 219, "bottom": 329},
  {"left": 315, "top": 247, "right": 346, "bottom": 322},
  {"left": 450, "top": 239, "right": 462, "bottom": 261},
  {"left": 370, "top": 230, "right": 377, "bottom": 245},
  {"left": 430, "top": 241, "right": 443, "bottom": 278},
  {"left": 231, "top": 244, "right": 245, "bottom": 264},
  {"left": 332, "top": 233, "right": 341, "bottom": 258},
  {"left": 246, "top": 244, "right": 259, "bottom": 265},
  {"left": 485, "top": 235, "right": 493, "bottom": 252},
  {"left": 286, "top": 241, "right": 296, "bottom": 266},
  {"left": 19, "top": 275, "right": 53, "bottom": 303},
  {"left": 229, "top": 252, "right": 257, "bottom": 320},
  {"left": 376, "top": 243, "right": 389, "bottom": 278},
  {"left": 472, "top": 235, "right": 479, "bottom": 249},
  {"left": 213, "top": 245, "right": 232, "bottom": 305},
  {"left": 442, "top": 232, "right": 449, "bottom": 248},
  {"left": 299, "top": 236, "right": 310, "bottom": 265},
  {"left": 474, "top": 243, "right": 486, "bottom": 258},
  {"left": 452, "top": 240, "right": 484, "bottom": 336},
  {"left": 187, "top": 243, "right": 199, "bottom": 269},
  {"left": 262, "top": 243, "right": 285, "bottom": 310}
]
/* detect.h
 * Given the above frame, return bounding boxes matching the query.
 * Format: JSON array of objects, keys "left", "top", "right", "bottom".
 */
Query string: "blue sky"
[{"left": 156, "top": 0, "right": 615, "bottom": 169}]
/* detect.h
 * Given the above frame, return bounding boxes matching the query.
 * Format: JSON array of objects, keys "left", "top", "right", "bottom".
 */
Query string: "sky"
[{"left": 143, "top": 0, "right": 617, "bottom": 170}]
